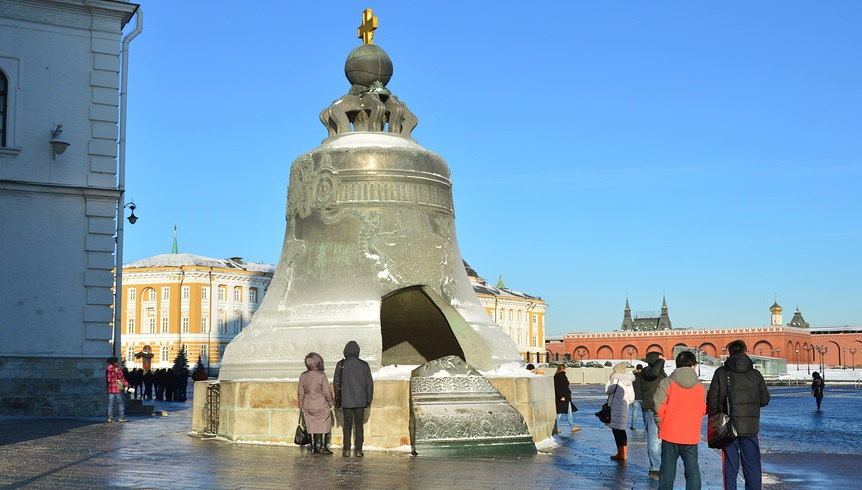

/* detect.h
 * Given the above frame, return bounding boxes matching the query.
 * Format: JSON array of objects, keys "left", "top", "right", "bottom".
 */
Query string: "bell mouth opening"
[{"left": 381, "top": 285, "right": 465, "bottom": 366}]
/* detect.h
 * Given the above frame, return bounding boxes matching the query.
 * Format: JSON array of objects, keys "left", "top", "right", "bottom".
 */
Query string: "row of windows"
[
  {"left": 124, "top": 344, "right": 226, "bottom": 364},
  {"left": 129, "top": 286, "right": 258, "bottom": 304},
  {"left": 495, "top": 308, "right": 541, "bottom": 326},
  {"left": 126, "top": 312, "right": 244, "bottom": 334}
]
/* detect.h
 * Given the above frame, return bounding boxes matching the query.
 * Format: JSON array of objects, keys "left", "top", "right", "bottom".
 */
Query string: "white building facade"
[
  {"left": 0, "top": 0, "right": 139, "bottom": 416},
  {"left": 120, "top": 254, "right": 275, "bottom": 376}
]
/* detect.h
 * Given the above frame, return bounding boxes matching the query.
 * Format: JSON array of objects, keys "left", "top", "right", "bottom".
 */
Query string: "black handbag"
[
  {"left": 595, "top": 403, "right": 611, "bottom": 423},
  {"left": 594, "top": 381, "right": 618, "bottom": 424},
  {"left": 294, "top": 411, "right": 311, "bottom": 446},
  {"left": 707, "top": 372, "right": 737, "bottom": 449},
  {"left": 570, "top": 401, "right": 579, "bottom": 413}
]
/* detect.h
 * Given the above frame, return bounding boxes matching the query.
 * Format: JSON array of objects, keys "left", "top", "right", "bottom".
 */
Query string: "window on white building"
[
  {"left": 181, "top": 316, "right": 189, "bottom": 333},
  {"left": 182, "top": 286, "right": 190, "bottom": 299},
  {"left": 161, "top": 316, "right": 169, "bottom": 333},
  {"left": 161, "top": 346, "right": 169, "bottom": 363},
  {"left": 532, "top": 314, "right": 538, "bottom": 325},
  {"left": 233, "top": 287, "right": 242, "bottom": 302},
  {"left": 508, "top": 310, "right": 513, "bottom": 321},
  {"left": 201, "top": 345, "right": 209, "bottom": 360},
  {"left": 233, "top": 312, "right": 242, "bottom": 333},
  {"left": 126, "top": 317, "right": 135, "bottom": 334},
  {"left": 218, "top": 314, "right": 226, "bottom": 334},
  {"left": 0, "top": 69, "right": 9, "bottom": 147},
  {"left": 201, "top": 317, "right": 209, "bottom": 333},
  {"left": 148, "top": 315, "right": 156, "bottom": 334},
  {"left": 499, "top": 309, "right": 504, "bottom": 322},
  {"left": 219, "top": 344, "right": 226, "bottom": 361},
  {"left": 128, "top": 288, "right": 136, "bottom": 301},
  {"left": 201, "top": 287, "right": 208, "bottom": 300},
  {"left": 249, "top": 288, "right": 258, "bottom": 304},
  {"left": 126, "top": 345, "right": 135, "bottom": 363},
  {"left": 162, "top": 287, "right": 170, "bottom": 300},
  {"left": 218, "top": 286, "right": 226, "bottom": 301},
  {"left": 532, "top": 335, "right": 538, "bottom": 347},
  {"left": 518, "top": 311, "right": 522, "bottom": 322}
]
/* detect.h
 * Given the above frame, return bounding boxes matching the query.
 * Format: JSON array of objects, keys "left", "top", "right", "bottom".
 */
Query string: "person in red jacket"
[{"left": 654, "top": 350, "right": 706, "bottom": 490}]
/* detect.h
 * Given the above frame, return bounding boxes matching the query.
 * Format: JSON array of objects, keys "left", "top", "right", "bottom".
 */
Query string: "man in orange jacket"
[{"left": 654, "top": 350, "right": 706, "bottom": 490}]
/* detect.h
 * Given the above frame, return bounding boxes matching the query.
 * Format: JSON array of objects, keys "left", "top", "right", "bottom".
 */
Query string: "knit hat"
[{"left": 612, "top": 362, "right": 629, "bottom": 374}]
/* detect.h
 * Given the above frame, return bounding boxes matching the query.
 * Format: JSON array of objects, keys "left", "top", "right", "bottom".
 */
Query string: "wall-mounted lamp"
[
  {"left": 124, "top": 201, "right": 138, "bottom": 224},
  {"left": 49, "top": 124, "right": 71, "bottom": 159}
]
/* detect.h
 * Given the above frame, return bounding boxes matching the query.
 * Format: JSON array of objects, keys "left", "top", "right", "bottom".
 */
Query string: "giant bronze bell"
[{"left": 218, "top": 33, "right": 520, "bottom": 381}]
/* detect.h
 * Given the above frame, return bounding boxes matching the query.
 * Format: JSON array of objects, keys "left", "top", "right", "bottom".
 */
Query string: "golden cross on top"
[{"left": 358, "top": 8, "right": 378, "bottom": 45}]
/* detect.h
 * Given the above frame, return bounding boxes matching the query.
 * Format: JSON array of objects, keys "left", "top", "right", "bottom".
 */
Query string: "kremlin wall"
[{"left": 546, "top": 300, "right": 862, "bottom": 369}]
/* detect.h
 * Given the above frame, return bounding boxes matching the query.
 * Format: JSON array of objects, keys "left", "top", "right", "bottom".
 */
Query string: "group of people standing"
[
  {"left": 297, "top": 340, "right": 374, "bottom": 457},
  {"left": 123, "top": 367, "right": 189, "bottom": 402},
  {"left": 555, "top": 339, "right": 775, "bottom": 490}
]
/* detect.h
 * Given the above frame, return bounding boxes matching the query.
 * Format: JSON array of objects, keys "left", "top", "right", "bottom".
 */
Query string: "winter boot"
[
  {"left": 311, "top": 434, "right": 320, "bottom": 454},
  {"left": 317, "top": 434, "right": 332, "bottom": 455},
  {"left": 354, "top": 443, "right": 364, "bottom": 458},
  {"left": 610, "top": 446, "right": 627, "bottom": 461}
]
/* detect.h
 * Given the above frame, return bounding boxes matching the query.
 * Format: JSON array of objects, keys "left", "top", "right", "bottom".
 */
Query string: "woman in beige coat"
[{"left": 298, "top": 352, "right": 334, "bottom": 455}]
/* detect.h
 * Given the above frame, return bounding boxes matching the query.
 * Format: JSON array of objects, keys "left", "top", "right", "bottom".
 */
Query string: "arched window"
[
  {"left": 160, "top": 345, "right": 170, "bottom": 363},
  {"left": 126, "top": 345, "right": 135, "bottom": 363}
]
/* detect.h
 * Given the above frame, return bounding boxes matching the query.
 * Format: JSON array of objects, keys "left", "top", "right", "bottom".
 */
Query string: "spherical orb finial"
[{"left": 345, "top": 44, "right": 393, "bottom": 87}]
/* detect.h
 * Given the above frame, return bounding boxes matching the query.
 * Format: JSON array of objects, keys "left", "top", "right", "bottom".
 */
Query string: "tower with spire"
[{"left": 620, "top": 295, "right": 673, "bottom": 331}]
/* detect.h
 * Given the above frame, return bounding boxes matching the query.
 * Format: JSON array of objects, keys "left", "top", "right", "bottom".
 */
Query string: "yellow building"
[
  {"left": 465, "top": 263, "right": 548, "bottom": 363},
  {"left": 119, "top": 254, "right": 274, "bottom": 374}
]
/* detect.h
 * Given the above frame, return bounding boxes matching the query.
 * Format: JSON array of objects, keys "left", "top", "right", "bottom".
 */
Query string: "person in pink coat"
[
  {"left": 298, "top": 352, "right": 334, "bottom": 455},
  {"left": 106, "top": 356, "right": 128, "bottom": 422}
]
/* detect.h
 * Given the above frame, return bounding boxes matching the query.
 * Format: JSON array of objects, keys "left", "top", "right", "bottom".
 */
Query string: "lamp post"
[
  {"left": 759, "top": 349, "right": 763, "bottom": 357},
  {"left": 807, "top": 345, "right": 814, "bottom": 375},
  {"left": 843, "top": 348, "right": 847, "bottom": 370},
  {"left": 577, "top": 349, "right": 585, "bottom": 365},
  {"left": 795, "top": 349, "right": 799, "bottom": 372},
  {"left": 695, "top": 348, "right": 702, "bottom": 376},
  {"left": 850, "top": 348, "right": 857, "bottom": 371},
  {"left": 627, "top": 348, "right": 634, "bottom": 364},
  {"left": 721, "top": 346, "right": 727, "bottom": 359}
]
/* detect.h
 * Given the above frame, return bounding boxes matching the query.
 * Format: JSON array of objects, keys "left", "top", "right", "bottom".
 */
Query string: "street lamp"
[
  {"left": 850, "top": 348, "right": 857, "bottom": 371},
  {"left": 721, "top": 346, "right": 727, "bottom": 358},
  {"left": 807, "top": 345, "right": 815, "bottom": 375},
  {"left": 695, "top": 348, "right": 702, "bottom": 376},
  {"left": 843, "top": 348, "right": 847, "bottom": 370},
  {"left": 759, "top": 349, "right": 763, "bottom": 357},
  {"left": 627, "top": 348, "right": 634, "bottom": 364},
  {"left": 795, "top": 349, "right": 799, "bottom": 372},
  {"left": 577, "top": 349, "right": 585, "bottom": 365}
]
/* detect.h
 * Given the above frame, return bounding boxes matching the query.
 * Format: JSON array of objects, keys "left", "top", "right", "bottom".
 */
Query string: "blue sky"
[{"left": 121, "top": 1, "right": 861, "bottom": 335}]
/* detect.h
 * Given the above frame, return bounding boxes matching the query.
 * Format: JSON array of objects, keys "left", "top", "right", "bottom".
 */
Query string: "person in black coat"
[
  {"left": 811, "top": 371, "right": 825, "bottom": 410},
  {"left": 640, "top": 352, "right": 667, "bottom": 476},
  {"left": 553, "top": 364, "right": 581, "bottom": 434},
  {"left": 707, "top": 340, "right": 770, "bottom": 490},
  {"left": 333, "top": 341, "right": 373, "bottom": 457},
  {"left": 629, "top": 364, "right": 643, "bottom": 430}
]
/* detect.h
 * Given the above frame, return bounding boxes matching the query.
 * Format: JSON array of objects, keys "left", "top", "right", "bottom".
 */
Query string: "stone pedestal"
[{"left": 191, "top": 374, "right": 555, "bottom": 449}]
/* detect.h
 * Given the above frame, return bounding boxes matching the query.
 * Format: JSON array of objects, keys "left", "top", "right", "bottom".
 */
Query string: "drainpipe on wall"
[{"left": 113, "top": 9, "right": 143, "bottom": 357}]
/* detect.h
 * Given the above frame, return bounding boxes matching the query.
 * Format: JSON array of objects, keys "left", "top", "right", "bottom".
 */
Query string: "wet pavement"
[{"left": 0, "top": 385, "right": 859, "bottom": 489}]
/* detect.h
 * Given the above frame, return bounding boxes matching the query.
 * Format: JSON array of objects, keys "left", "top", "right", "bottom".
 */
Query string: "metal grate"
[{"left": 204, "top": 383, "right": 220, "bottom": 434}]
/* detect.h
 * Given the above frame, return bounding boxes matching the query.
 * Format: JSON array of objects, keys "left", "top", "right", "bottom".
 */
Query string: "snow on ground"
[{"left": 571, "top": 359, "right": 862, "bottom": 382}]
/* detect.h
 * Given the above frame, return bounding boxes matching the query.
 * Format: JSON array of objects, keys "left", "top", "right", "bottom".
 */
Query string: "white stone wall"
[{"left": 0, "top": 0, "right": 138, "bottom": 415}]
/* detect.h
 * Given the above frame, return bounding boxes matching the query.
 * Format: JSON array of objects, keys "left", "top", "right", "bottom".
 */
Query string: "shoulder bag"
[
  {"left": 707, "top": 371, "right": 737, "bottom": 449},
  {"left": 294, "top": 411, "right": 312, "bottom": 446},
  {"left": 595, "top": 380, "right": 618, "bottom": 424}
]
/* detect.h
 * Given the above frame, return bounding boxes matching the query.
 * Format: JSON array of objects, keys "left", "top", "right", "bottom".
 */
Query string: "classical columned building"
[
  {"left": 465, "top": 263, "right": 547, "bottom": 363},
  {"left": 120, "top": 254, "right": 275, "bottom": 375}
]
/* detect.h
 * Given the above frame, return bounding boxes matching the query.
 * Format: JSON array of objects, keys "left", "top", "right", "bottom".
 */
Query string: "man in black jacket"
[
  {"left": 333, "top": 340, "right": 374, "bottom": 457},
  {"left": 707, "top": 340, "right": 770, "bottom": 490},
  {"left": 641, "top": 352, "right": 667, "bottom": 477}
]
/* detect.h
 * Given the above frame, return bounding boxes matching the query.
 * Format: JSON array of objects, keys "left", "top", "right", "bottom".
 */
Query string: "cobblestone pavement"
[{"left": 0, "top": 385, "right": 858, "bottom": 489}]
